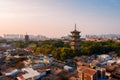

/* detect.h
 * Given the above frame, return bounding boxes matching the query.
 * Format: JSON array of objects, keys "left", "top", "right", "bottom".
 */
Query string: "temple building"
[
  {"left": 70, "top": 24, "right": 81, "bottom": 50},
  {"left": 25, "top": 33, "right": 29, "bottom": 42}
]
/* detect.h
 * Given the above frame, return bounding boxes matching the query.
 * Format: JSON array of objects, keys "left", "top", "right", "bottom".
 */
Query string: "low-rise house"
[
  {"left": 112, "top": 67, "right": 120, "bottom": 79},
  {"left": 96, "top": 68, "right": 106, "bottom": 79},
  {"left": 116, "top": 59, "right": 120, "bottom": 64},
  {"left": 0, "top": 54, "right": 6, "bottom": 58},
  {"left": 0, "top": 76, "right": 12, "bottom": 80},
  {"left": 97, "top": 54, "right": 112, "bottom": 62},
  {"left": 77, "top": 66, "right": 97, "bottom": 80},
  {"left": 70, "top": 76, "right": 78, "bottom": 80},
  {"left": 33, "top": 63, "right": 46, "bottom": 69},
  {"left": 17, "top": 67, "right": 40, "bottom": 80},
  {"left": 107, "top": 60, "right": 116, "bottom": 66},
  {"left": 5, "top": 69, "right": 21, "bottom": 77},
  {"left": 108, "top": 51, "right": 117, "bottom": 57},
  {"left": 64, "top": 65, "right": 73, "bottom": 71},
  {"left": 43, "top": 56, "right": 54, "bottom": 64}
]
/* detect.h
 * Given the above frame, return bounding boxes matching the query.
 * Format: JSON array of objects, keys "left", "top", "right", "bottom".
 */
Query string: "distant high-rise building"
[
  {"left": 70, "top": 24, "right": 81, "bottom": 50},
  {"left": 3, "top": 34, "right": 49, "bottom": 41},
  {"left": 25, "top": 33, "right": 29, "bottom": 42}
]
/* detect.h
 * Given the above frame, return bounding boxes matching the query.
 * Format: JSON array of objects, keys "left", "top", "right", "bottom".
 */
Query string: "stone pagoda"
[
  {"left": 70, "top": 24, "right": 81, "bottom": 50},
  {"left": 25, "top": 33, "right": 29, "bottom": 42}
]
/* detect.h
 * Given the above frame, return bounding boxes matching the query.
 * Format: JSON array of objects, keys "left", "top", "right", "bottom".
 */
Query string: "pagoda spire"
[{"left": 75, "top": 24, "right": 76, "bottom": 31}]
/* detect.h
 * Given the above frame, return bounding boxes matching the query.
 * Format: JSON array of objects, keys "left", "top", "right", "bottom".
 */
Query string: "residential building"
[{"left": 77, "top": 66, "right": 97, "bottom": 80}]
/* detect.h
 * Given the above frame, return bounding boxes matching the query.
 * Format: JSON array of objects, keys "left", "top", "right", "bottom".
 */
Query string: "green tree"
[
  {"left": 40, "top": 44, "right": 53, "bottom": 55},
  {"left": 28, "top": 43, "right": 37, "bottom": 52},
  {"left": 35, "top": 47, "right": 41, "bottom": 55},
  {"left": 52, "top": 48, "right": 61, "bottom": 60}
]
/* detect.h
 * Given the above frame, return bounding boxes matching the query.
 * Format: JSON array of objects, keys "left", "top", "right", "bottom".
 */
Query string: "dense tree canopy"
[
  {"left": 12, "top": 39, "right": 120, "bottom": 61},
  {"left": 81, "top": 40, "right": 120, "bottom": 56}
]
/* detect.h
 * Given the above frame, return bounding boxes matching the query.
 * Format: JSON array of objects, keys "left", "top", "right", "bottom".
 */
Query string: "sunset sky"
[{"left": 0, "top": 0, "right": 120, "bottom": 38}]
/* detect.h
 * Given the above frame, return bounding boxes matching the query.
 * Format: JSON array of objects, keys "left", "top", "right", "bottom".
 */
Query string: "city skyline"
[{"left": 0, "top": 0, "right": 120, "bottom": 38}]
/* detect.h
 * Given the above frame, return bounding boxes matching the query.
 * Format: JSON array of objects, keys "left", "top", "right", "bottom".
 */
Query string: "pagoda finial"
[{"left": 75, "top": 24, "right": 76, "bottom": 31}]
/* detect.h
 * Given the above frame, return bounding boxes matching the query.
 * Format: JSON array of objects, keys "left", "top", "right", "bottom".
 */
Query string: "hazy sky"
[{"left": 0, "top": 0, "right": 120, "bottom": 38}]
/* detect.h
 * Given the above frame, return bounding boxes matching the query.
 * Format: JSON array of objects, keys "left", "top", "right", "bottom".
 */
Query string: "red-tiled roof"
[
  {"left": 83, "top": 68, "right": 97, "bottom": 75},
  {"left": 17, "top": 74, "right": 25, "bottom": 80},
  {"left": 77, "top": 66, "right": 97, "bottom": 76}
]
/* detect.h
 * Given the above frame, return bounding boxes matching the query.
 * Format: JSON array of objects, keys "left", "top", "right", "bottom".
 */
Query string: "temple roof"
[{"left": 71, "top": 24, "right": 80, "bottom": 33}]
